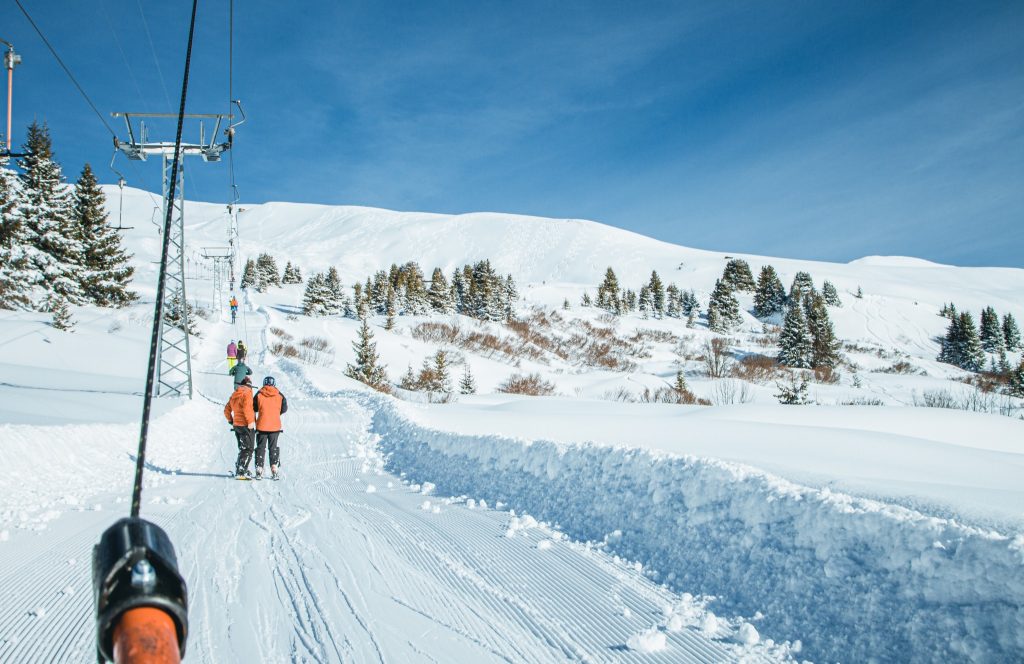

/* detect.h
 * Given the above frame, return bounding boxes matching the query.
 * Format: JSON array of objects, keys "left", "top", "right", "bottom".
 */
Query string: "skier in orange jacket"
[
  {"left": 253, "top": 376, "right": 288, "bottom": 480},
  {"left": 224, "top": 376, "right": 256, "bottom": 478}
]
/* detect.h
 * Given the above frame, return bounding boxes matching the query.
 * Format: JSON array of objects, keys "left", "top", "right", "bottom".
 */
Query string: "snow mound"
[
  {"left": 625, "top": 627, "right": 667, "bottom": 653},
  {"left": 369, "top": 395, "right": 1024, "bottom": 663},
  {"left": 848, "top": 255, "right": 949, "bottom": 267}
]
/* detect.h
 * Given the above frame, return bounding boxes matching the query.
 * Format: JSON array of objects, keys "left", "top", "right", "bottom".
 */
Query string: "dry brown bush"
[
  {"left": 731, "top": 354, "right": 783, "bottom": 383},
  {"left": 269, "top": 341, "right": 300, "bottom": 359},
  {"left": 497, "top": 373, "right": 557, "bottom": 396},
  {"left": 631, "top": 328, "right": 680, "bottom": 345},
  {"left": 269, "top": 326, "right": 293, "bottom": 341},
  {"left": 411, "top": 322, "right": 462, "bottom": 344},
  {"left": 872, "top": 360, "right": 919, "bottom": 375},
  {"left": 813, "top": 365, "right": 841, "bottom": 384},
  {"left": 701, "top": 338, "right": 733, "bottom": 378}
]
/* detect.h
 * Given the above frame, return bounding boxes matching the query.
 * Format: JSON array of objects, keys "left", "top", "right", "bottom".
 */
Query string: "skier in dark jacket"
[
  {"left": 229, "top": 357, "right": 252, "bottom": 387},
  {"left": 253, "top": 376, "right": 288, "bottom": 480}
]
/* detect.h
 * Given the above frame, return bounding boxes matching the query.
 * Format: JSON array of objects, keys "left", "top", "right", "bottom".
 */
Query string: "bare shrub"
[
  {"left": 295, "top": 336, "right": 334, "bottom": 366},
  {"left": 603, "top": 387, "right": 637, "bottom": 403},
  {"left": 631, "top": 328, "right": 680, "bottom": 345},
  {"left": 411, "top": 322, "right": 462, "bottom": 344},
  {"left": 813, "top": 366, "right": 841, "bottom": 384},
  {"left": 269, "top": 341, "right": 300, "bottom": 359},
  {"left": 269, "top": 326, "right": 294, "bottom": 341},
  {"left": 912, "top": 388, "right": 1022, "bottom": 418},
  {"left": 732, "top": 354, "right": 782, "bottom": 383},
  {"left": 841, "top": 396, "right": 885, "bottom": 406},
  {"left": 701, "top": 338, "right": 733, "bottom": 378},
  {"left": 960, "top": 373, "right": 1008, "bottom": 394},
  {"left": 710, "top": 379, "right": 754, "bottom": 406},
  {"left": 497, "top": 373, "right": 556, "bottom": 396},
  {"left": 873, "top": 360, "right": 919, "bottom": 375}
]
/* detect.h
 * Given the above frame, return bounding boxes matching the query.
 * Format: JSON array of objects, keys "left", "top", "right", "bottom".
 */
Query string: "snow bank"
[{"left": 368, "top": 396, "right": 1024, "bottom": 663}]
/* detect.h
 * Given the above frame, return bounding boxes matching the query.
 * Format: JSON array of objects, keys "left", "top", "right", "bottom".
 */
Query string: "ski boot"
[{"left": 254, "top": 467, "right": 263, "bottom": 480}]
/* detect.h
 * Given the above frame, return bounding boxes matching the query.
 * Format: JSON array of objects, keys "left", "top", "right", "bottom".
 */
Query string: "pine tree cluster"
[
  {"left": 302, "top": 266, "right": 350, "bottom": 317},
  {"left": 777, "top": 294, "right": 841, "bottom": 369},
  {"left": 300, "top": 259, "right": 518, "bottom": 324},
  {"left": 937, "top": 304, "right": 1020, "bottom": 373},
  {"left": 593, "top": 267, "right": 697, "bottom": 320},
  {"left": 0, "top": 122, "right": 136, "bottom": 310}
]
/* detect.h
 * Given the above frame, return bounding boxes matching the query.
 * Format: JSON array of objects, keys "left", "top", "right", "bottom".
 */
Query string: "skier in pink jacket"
[{"left": 227, "top": 340, "right": 238, "bottom": 370}]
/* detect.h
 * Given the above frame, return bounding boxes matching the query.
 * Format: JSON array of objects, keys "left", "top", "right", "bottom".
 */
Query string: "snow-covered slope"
[{"left": 0, "top": 186, "right": 1022, "bottom": 663}]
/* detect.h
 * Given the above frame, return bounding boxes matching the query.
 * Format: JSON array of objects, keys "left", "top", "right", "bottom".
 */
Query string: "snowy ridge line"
[{"left": 346, "top": 392, "right": 1024, "bottom": 663}]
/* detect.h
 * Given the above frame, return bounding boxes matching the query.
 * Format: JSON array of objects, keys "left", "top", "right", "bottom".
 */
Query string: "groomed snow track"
[{"left": 0, "top": 310, "right": 780, "bottom": 663}]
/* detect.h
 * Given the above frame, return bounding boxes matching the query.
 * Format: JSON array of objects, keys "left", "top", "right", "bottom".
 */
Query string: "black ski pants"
[
  {"left": 255, "top": 431, "right": 280, "bottom": 468},
  {"left": 233, "top": 426, "right": 255, "bottom": 474}
]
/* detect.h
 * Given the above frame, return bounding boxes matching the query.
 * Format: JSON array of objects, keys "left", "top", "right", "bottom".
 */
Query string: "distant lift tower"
[
  {"left": 113, "top": 111, "right": 234, "bottom": 398},
  {"left": 201, "top": 246, "right": 233, "bottom": 315}
]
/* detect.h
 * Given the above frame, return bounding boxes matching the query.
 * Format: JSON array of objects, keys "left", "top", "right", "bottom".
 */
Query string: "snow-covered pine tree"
[
  {"left": 75, "top": 164, "right": 136, "bottom": 307},
  {"left": 665, "top": 284, "right": 681, "bottom": 318},
  {"left": 774, "top": 372, "right": 810, "bottom": 405},
  {"left": 503, "top": 274, "right": 518, "bottom": 320},
  {"left": 777, "top": 303, "right": 812, "bottom": 368},
  {"left": 428, "top": 267, "right": 452, "bottom": 313},
  {"left": 752, "top": 265, "right": 786, "bottom": 319},
  {"left": 281, "top": 261, "right": 302, "bottom": 284},
  {"left": 345, "top": 319, "right": 389, "bottom": 391},
  {"left": 49, "top": 296, "right": 73, "bottom": 331},
  {"left": 623, "top": 289, "right": 637, "bottom": 312},
  {"left": 325, "top": 266, "right": 345, "bottom": 315},
  {"left": 596, "top": 267, "right": 621, "bottom": 313},
  {"left": 1003, "top": 313, "right": 1021, "bottom": 352},
  {"left": 581, "top": 292, "right": 593, "bottom": 307},
  {"left": 637, "top": 285, "right": 651, "bottom": 318},
  {"left": 806, "top": 293, "right": 841, "bottom": 368},
  {"left": 956, "top": 312, "right": 985, "bottom": 372},
  {"left": 460, "top": 364, "right": 477, "bottom": 394},
  {"left": 255, "top": 253, "right": 281, "bottom": 291},
  {"left": 399, "top": 364, "right": 417, "bottom": 391},
  {"left": 979, "top": 306, "right": 1004, "bottom": 353},
  {"left": 937, "top": 314, "right": 962, "bottom": 366},
  {"left": 163, "top": 291, "right": 198, "bottom": 335},
  {"left": 706, "top": 279, "right": 742, "bottom": 333},
  {"left": 451, "top": 268, "right": 467, "bottom": 313},
  {"left": 789, "top": 271, "right": 815, "bottom": 303},
  {"left": 649, "top": 271, "right": 665, "bottom": 318},
  {"left": 562, "top": 298, "right": 570, "bottom": 310},
  {"left": 401, "top": 261, "right": 429, "bottom": 315},
  {"left": 1008, "top": 359, "right": 1024, "bottom": 398},
  {"left": 0, "top": 166, "right": 31, "bottom": 309},
  {"left": 301, "top": 272, "right": 330, "bottom": 316},
  {"left": 370, "top": 270, "right": 389, "bottom": 314},
  {"left": 939, "top": 302, "right": 955, "bottom": 319},
  {"left": 17, "top": 121, "right": 84, "bottom": 306},
  {"left": 384, "top": 284, "right": 397, "bottom": 330},
  {"left": 821, "top": 280, "right": 842, "bottom": 308},
  {"left": 681, "top": 289, "right": 699, "bottom": 317},
  {"left": 721, "top": 258, "right": 756, "bottom": 292},
  {"left": 433, "top": 350, "right": 451, "bottom": 393},
  {"left": 240, "top": 258, "right": 257, "bottom": 289}
]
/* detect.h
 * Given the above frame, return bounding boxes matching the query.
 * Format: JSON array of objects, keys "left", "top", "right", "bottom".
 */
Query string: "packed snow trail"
[{"left": 0, "top": 306, "right": 774, "bottom": 663}]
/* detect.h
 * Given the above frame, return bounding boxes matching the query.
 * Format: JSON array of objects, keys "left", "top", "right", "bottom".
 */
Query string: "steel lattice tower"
[{"left": 113, "top": 112, "right": 235, "bottom": 398}]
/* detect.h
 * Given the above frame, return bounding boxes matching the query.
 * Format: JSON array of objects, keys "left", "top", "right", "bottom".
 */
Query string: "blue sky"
[{"left": 3, "top": 1, "right": 1022, "bottom": 266}]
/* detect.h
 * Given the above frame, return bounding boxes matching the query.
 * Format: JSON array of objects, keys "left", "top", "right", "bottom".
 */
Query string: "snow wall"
[{"left": 368, "top": 399, "right": 1024, "bottom": 663}]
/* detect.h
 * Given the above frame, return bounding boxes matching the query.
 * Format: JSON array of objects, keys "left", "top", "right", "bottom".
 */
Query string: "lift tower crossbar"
[{"left": 113, "top": 112, "right": 234, "bottom": 398}]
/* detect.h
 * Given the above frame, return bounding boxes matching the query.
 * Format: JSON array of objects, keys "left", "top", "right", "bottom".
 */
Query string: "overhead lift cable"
[
  {"left": 13, "top": 0, "right": 118, "bottom": 139},
  {"left": 93, "top": 1, "right": 202, "bottom": 662}
]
